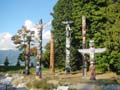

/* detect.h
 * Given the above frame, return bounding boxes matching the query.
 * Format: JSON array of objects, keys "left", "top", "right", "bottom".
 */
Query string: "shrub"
[
  {"left": 116, "top": 79, "right": 120, "bottom": 85},
  {"left": 26, "top": 79, "right": 54, "bottom": 89}
]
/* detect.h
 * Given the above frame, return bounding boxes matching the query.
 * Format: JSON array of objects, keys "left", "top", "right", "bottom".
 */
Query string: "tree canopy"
[{"left": 43, "top": 0, "right": 120, "bottom": 73}]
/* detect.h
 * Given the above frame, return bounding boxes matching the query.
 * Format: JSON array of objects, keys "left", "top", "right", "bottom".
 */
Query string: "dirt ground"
[
  {"left": 43, "top": 71, "right": 119, "bottom": 84},
  {"left": 0, "top": 71, "right": 119, "bottom": 90}
]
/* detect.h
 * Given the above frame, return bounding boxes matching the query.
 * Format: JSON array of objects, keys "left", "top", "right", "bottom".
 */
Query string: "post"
[
  {"left": 50, "top": 32, "right": 54, "bottom": 74},
  {"left": 89, "top": 40, "right": 96, "bottom": 80},
  {"left": 82, "top": 15, "right": 87, "bottom": 78},
  {"left": 62, "top": 21, "right": 73, "bottom": 73},
  {"left": 36, "top": 19, "right": 43, "bottom": 78},
  {"left": 25, "top": 43, "right": 30, "bottom": 75}
]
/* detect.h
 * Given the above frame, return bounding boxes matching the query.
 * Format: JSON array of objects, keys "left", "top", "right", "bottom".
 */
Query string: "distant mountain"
[
  {"left": 0, "top": 50, "right": 36, "bottom": 66},
  {"left": 0, "top": 50, "right": 20, "bottom": 64}
]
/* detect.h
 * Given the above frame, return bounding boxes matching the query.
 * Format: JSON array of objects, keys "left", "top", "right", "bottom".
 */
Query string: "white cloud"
[
  {"left": 24, "top": 19, "right": 51, "bottom": 44},
  {"left": 0, "top": 20, "right": 51, "bottom": 50},
  {"left": 43, "top": 30, "right": 51, "bottom": 40},
  {"left": 0, "top": 32, "right": 16, "bottom": 50},
  {"left": 24, "top": 20, "right": 36, "bottom": 31}
]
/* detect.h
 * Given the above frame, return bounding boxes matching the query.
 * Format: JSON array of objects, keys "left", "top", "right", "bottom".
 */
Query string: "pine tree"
[
  {"left": 50, "top": 0, "right": 120, "bottom": 72},
  {"left": 4, "top": 56, "right": 9, "bottom": 66},
  {"left": 16, "top": 60, "right": 21, "bottom": 67}
]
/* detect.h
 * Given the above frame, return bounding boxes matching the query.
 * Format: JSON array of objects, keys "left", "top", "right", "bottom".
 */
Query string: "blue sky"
[
  {"left": 0, "top": 0, "right": 58, "bottom": 50},
  {"left": 0, "top": 0, "right": 57, "bottom": 35}
]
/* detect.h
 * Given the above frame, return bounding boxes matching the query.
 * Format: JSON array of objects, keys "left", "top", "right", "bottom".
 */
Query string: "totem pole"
[
  {"left": 62, "top": 21, "right": 73, "bottom": 73},
  {"left": 89, "top": 40, "right": 96, "bottom": 80},
  {"left": 78, "top": 40, "right": 106, "bottom": 80},
  {"left": 36, "top": 19, "right": 43, "bottom": 78}
]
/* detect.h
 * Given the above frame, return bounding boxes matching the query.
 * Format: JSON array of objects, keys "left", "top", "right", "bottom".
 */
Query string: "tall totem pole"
[
  {"left": 35, "top": 20, "right": 51, "bottom": 78},
  {"left": 62, "top": 21, "right": 73, "bottom": 73},
  {"left": 36, "top": 19, "right": 43, "bottom": 78}
]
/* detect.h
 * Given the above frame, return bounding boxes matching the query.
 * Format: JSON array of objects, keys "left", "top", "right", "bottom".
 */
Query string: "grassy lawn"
[{"left": 0, "top": 65, "right": 50, "bottom": 75}]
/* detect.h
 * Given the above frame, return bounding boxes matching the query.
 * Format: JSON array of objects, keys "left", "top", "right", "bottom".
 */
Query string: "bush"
[
  {"left": 116, "top": 79, "right": 120, "bottom": 85},
  {"left": 26, "top": 79, "right": 54, "bottom": 89},
  {"left": 115, "top": 65, "right": 120, "bottom": 75}
]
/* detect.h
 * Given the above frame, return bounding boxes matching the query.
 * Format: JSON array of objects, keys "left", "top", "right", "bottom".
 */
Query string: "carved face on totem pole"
[{"left": 89, "top": 40, "right": 95, "bottom": 61}]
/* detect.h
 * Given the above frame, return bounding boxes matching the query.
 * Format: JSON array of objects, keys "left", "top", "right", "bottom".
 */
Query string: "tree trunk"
[{"left": 25, "top": 43, "right": 30, "bottom": 75}]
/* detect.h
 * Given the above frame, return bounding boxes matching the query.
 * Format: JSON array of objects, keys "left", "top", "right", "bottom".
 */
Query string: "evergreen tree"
[
  {"left": 50, "top": 0, "right": 120, "bottom": 72},
  {"left": 95, "top": 1, "right": 120, "bottom": 73},
  {"left": 42, "top": 43, "right": 50, "bottom": 68},
  {"left": 51, "top": 0, "right": 73, "bottom": 69},
  {"left": 16, "top": 60, "right": 21, "bottom": 67},
  {"left": 4, "top": 56, "right": 9, "bottom": 66}
]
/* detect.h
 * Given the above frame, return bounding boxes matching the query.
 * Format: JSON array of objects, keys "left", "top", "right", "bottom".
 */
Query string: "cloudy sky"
[{"left": 0, "top": 0, "right": 57, "bottom": 50}]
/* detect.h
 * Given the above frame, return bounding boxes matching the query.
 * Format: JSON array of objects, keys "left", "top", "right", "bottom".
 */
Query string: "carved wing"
[
  {"left": 78, "top": 49, "right": 90, "bottom": 54},
  {"left": 78, "top": 48, "right": 106, "bottom": 54},
  {"left": 95, "top": 48, "right": 106, "bottom": 53}
]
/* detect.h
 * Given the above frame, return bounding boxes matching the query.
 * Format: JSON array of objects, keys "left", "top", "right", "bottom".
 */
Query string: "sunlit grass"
[{"left": 0, "top": 66, "right": 50, "bottom": 75}]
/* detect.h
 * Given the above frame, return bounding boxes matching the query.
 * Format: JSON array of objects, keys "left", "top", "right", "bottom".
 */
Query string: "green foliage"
[
  {"left": 18, "top": 52, "right": 26, "bottom": 62},
  {"left": 0, "top": 66, "right": 25, "bottom": 72},
  {"left": 70, "top": 46, "right": 82, "bottom": 71},
  {"left": 26, "top": 79, "right": 54, "bottom": 89},
  {"left": 12, "top": 26, "right": 35, "bottom": 75},
  {"left": 16, "top": 60, "right": 21, "bottom": 67},
  {"left": 42, "top": 0, "right": 120, "bottom": 72},
  {"left": 116, "top": 79, "right": 120, "bottom": 85},
  {"left": 4, "top": 56, "right": 9, "bottom": 66},
  {"left": 42, "top": 43, "right": 50, "bottom": 68},
  {"left": 51, "top": 0, "right": 78, "bottom": 70}
]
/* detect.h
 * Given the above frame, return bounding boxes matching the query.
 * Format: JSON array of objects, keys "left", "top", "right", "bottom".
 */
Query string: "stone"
[{"left": 57, "top": 86, "right": 69, "bottom": 90}]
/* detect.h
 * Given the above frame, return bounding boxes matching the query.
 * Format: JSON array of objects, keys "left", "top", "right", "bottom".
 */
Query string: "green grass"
[
  {"left": 26, "top": 79, "right": 55, "bottom": 89},
  {"left": 0, "top": 66, "right": 50, "bottom": 75},
  {"left": 0, "top": 66, "right": 25, "bottom": 72}
]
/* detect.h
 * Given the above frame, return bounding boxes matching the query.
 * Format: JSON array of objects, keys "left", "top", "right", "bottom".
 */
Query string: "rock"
[
  {"left": 102, "top": 84, "right": 120, "bottom": 90},
  {"left": 16, "top": 83, "right": 26, "bottom": 88},
  {"left": 5, "top": 73, "right": 9, "bottom": 77},
  {"left": 57, "top": 86, "right": 69, "bottom": 90},
  {"left": 69, "top": 83, "right": 96, "bottom": 90},
  {"left": 0, "top": 75, "right": 6, "bottom": 80},
  {"left": 15, "top": 87, "right": 27, "bottom": 90},
  {"left": 1, "top": 76, "right": 13, "bottom": 85},
  {"left": 0, "top": 74, "right": 28, "bottom": 90},
  {"left": 11, "top": 74, "right": 26, "bottom": 87},
  {"left": 0, "top": 84, "right": 16, "bottom": 90}
]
